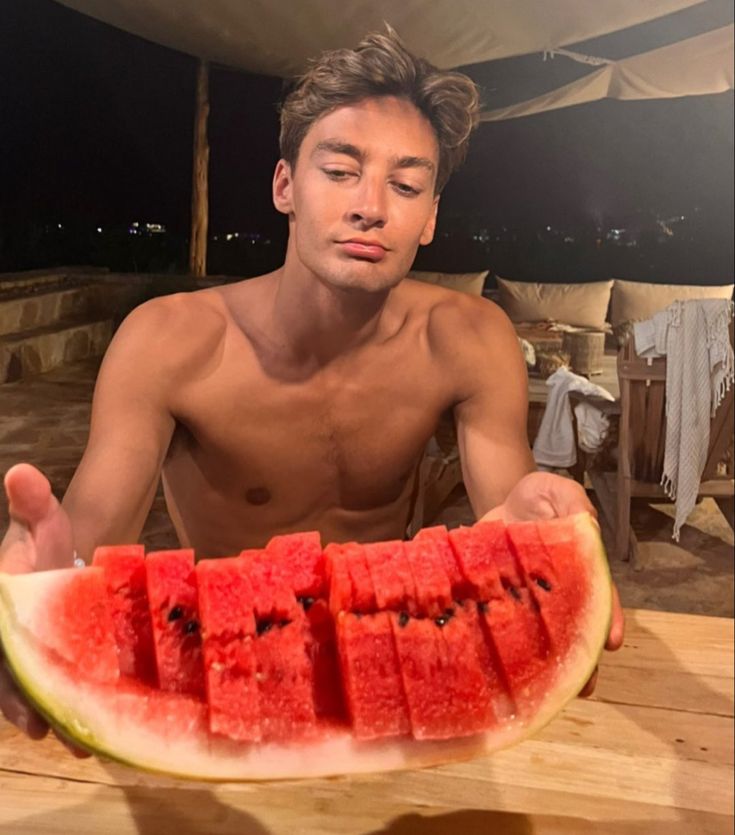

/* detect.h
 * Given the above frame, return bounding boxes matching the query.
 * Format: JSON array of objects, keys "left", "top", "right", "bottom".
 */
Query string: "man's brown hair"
[{"left": 279, "top": 27, "right": 480, "bottom": 193}]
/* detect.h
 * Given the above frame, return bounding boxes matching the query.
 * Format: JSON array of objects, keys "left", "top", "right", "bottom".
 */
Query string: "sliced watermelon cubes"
[{"left": 54, "top": 517, "right": 603, "bottom": 746}]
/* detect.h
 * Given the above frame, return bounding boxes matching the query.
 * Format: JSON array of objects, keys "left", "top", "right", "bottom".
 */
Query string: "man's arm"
[
  {"left": 446, "top": 297, "right": 624, "bottom": 676},
  {"left": 0, "top": 295, "right": 195, "bottom": 740},
  {"left": 450, "top": 299, "right": 535, "bottom": 516},
  {"left": 61, "top": 299, "right": 181, "bottom": 561}
]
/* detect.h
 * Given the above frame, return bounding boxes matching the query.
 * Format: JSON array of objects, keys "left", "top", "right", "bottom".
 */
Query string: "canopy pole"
[{"left": 189, "top": 59, "right": 210, "bottom": 278}]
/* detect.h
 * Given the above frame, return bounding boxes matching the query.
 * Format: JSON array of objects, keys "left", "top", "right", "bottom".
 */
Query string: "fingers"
[
  {"left": 605, "top": 583, "right": 625, "bottom": 651},
  {"left": 0, "top": 662, "right": 49, "bottom": 740},
  {"left": 53, "top": 728, "right": 91, "bottom": 759},
  {"left": 578, "top": 667, "right": 598, "bottom": 698}
]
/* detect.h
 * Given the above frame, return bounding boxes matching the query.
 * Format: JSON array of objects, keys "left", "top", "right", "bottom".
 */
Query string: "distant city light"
[
  {"left": 128, "top": 221, "right": 165, "bottom": 235},
  {"left": 96, "top": 227, "right": 102, "bottom": 233}
]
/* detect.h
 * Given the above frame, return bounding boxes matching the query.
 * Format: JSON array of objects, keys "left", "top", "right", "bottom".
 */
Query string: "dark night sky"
[{"left": 1, "top": 0, "right": 733, "bottom": 275}]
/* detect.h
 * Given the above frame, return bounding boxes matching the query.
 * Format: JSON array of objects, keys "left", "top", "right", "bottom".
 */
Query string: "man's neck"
[{"left": 268, "top": 258, "right": 392, "bottom": 368}]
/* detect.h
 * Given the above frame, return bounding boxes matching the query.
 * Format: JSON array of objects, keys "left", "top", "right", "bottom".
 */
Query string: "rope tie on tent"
[{"left": 543, "top": 48, "right": 613, "bottom": 66}]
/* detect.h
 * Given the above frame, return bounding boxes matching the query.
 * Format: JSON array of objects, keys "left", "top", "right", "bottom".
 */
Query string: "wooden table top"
[{"left": 0, "top": 608, "right": 732, "bottom": 835}]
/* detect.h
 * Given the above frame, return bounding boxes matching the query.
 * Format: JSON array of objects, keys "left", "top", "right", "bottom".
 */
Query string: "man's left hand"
[{"left": 480, "top": 470, "right": 624, "bottom": 698}]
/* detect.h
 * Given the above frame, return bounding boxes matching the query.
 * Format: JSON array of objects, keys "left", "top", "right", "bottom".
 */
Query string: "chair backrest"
[{"left": 617, "top": 321, "right": 734, "bottom": 484}]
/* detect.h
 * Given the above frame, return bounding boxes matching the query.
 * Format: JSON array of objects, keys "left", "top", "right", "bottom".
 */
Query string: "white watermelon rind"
[{"left": 0, "top": 513, "right": 612, "bottom": 781}]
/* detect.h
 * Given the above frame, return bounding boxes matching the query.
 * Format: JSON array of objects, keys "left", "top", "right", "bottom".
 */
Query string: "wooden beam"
[{"left": 189, "top": 59, "right": 210, "bottom": 278}]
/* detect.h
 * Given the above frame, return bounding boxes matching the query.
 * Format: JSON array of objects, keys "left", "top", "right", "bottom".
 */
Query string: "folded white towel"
[{"left": 533, "top": 367, "right": 615, "bottom": 469}]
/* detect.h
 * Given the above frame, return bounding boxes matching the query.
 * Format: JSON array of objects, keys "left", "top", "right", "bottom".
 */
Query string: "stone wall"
[{"left": 0, "top": 267, "right": 209, "bottom": 383}]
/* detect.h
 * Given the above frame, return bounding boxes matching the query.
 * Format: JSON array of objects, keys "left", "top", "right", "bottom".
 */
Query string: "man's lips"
[{"left": 337, "top": 240, "right": 388, "bottom": 261}]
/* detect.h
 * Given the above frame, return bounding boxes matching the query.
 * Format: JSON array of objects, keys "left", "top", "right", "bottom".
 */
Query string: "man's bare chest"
[{"left": 165, "top": 350, "right": 449, "bottom": 511}]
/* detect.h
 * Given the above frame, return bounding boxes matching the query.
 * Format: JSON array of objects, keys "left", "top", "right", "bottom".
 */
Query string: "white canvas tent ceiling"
[
  {"left": 481, "top": 23, "right": 734, "bottom": 121},
  {"left": 55, "top": 0, "right": 709, "bottom": 78}
]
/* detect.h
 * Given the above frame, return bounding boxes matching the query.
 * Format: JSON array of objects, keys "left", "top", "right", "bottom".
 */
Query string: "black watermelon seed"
[
  {"left": 398, "top": 611, "right": 410, "bottom": 627},
  {"left": 278, "top": 619, "right": 291, "bottom": 628},
  {"left": 183, "top": 620, "right": 199, "bottom": 635},
  {"left": 167, "top": 606, "right": 184, "bottom": 622},
  {"left": 256, "top": 620, "right": 273, "bottom": 636},
  {"left": 535, "top": 577, "right": 552, "bottom": 592},
  {"left": 508, "top": 585, "right": 521, "bottom": 601},
  {"left": 478, "top": 602, "right": 489, "bottom": 614},
  {"left": 297, "top": 596, "right": 315, "bottom": 611}
]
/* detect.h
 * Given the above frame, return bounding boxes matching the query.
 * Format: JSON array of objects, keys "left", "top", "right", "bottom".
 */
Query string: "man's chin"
[{"left": 321, "top": 263, "right": 406, "bottom": 294}]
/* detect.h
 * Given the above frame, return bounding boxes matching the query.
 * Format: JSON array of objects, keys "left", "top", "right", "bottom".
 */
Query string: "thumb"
[
  {"left": 4, "top": 463, "right": 55, "bottom": 527},
  {"left": 2, "top": 464, "right": 72, "bottom": 575}
]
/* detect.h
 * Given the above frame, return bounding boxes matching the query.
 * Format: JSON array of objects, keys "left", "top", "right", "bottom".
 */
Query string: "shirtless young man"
[{"left": 1, "top": 29, "right": 623, "bottom": 740}]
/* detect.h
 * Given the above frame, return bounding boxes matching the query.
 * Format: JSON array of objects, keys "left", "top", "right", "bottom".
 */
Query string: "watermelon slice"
[
  {"left": 92, "top": 545, "right": 157, "bottom": 686},
  {"left": 145, "top": 549, "right": 205, "bottom": 698},
  {"left": 195, "top": 557, "right": 260, "bottom": 741},
  {"left": 241, "top": 549, "right": 318, "bottom": 740},
  {"left": 0, "top": 513, "right": 612, "bottom": 780},
  {"left": 325, "top": 542, "right": 409, "bottom": 738}
]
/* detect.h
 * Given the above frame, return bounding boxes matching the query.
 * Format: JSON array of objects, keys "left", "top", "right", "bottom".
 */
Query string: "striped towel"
[{"left": 634, "top": 299, "right": 734, "bottom": 540}]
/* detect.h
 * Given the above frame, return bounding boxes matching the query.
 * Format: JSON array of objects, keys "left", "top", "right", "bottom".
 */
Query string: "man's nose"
[{"left": 347, "top": 175, "right": 387, "bottom": 229}]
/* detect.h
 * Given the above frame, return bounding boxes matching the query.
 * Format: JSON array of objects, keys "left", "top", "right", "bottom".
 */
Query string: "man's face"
[{"left": 273, "top": 96, "right": 440, "bottom": 293}]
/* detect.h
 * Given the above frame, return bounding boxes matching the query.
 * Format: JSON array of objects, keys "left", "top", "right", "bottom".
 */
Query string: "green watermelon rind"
[{"left": 0, "top": 513, "right": 612, "bottom": 781}]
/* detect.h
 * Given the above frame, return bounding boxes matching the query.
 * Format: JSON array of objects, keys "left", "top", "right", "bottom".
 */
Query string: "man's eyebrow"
[
  {"left": 312, "top": 140, "right": 435, "bottom": 174},
  {"left": 393, "top": 155, "right": 435, "bottom": 174},
  {"left": 313, "top": 140, "right": 363, "bottom": 161}
]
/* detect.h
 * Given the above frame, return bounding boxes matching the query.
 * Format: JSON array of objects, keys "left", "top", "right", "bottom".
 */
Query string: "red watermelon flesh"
[
  {"left": 32, "top": 568, "right": 119, "bottom": 684},
  {"left": 362, "top": 540, "right": 418, "bottom": 615},
  {"left": 403, "top": 536, "right": 453, "bottom": 617},
  {"left": 267, "top": 536, "right": 344, "bottom": 722},
  {"left": 449, "top": 524, "right": 551, "bottom": 707},
  {"left": 436, "top": 602, "right": 499, "bottom": 732},
  {"left": 397, "top": 538, "right": 479, "bottom": 739},
  {"left": 323, "top": 542, "right": 376, "bottom": 612},
  {"left": 390, "top": 611, "right": 458, "bottom": 739},
  {"left": 448, "top": 523, "right": 506, "bottom": 600},
  {"left": 266, "top": 531, "right": 325, "bottom": 598},
  {"left": 242, "top": 549, "right": 318, "bottom": 739},
  {"left": 239, "top": 549, "right": 299, "bottom": 621},
  {"left": 325, "top": 543, "right": 408, "bottom": 734},
  {"left": 507, "top": 520, "right": 583, "bottom": 656},
  {"left": 413, "top": 525, "right": 469, "bottom": 598},
  {"left": 322, "top": 543, "right": 354, "bottom": 616},
  {"left": 336, "top": 611, "right": 411, "bottom": 740},
  {"left": 92, "top": 545, "right": 157, "bottom": 686},
  {"left": 196, "top": 558, "right": 261, "bottom": 741},
  {"left": 303, "top": 598, "right": 345, "bottom": 721},
  {"left": 145, "top": 549, "right": 205, "bottom": 698},
  {"left": 254, "top": 619, "right": 318, "bottom": 740}
]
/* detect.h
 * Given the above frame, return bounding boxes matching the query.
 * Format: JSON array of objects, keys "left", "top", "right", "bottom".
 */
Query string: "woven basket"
[
  {"left": 536, "top": 350, "right": 570, "bottom": 379},
  {"left": 562, "top": 331, "right": 605, "bottom": 376}
]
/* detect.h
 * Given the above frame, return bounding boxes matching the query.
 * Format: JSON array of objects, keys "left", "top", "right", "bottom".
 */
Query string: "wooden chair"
[{"left": 590, "top": 322, "right": 734, "bottom": 567}]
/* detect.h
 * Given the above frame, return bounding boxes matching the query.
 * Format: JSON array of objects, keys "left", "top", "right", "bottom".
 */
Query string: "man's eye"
[
  {"left": 324, "top": 169, "right": 353, "bottom": 180},
  {"left": 393, "top": 182, "right": 421, "bottom": 197}
]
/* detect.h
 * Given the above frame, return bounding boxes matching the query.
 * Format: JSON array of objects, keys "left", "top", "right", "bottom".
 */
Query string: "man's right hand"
[{"left": 1, "top": 463, "right": 75, "bottom": 740}]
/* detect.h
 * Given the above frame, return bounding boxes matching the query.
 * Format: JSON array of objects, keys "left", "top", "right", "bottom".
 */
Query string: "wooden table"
[
  {"left": 1, "top": 609, "right": 732, "bottom": 834},
  {"left": 527, "top": 352, "right": 620, "bottom": 406}
]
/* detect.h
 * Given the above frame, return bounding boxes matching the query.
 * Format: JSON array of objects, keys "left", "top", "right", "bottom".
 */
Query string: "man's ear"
[
  {"left": 272, "top": 159, "right": 294, "bottom": 214},
  {"left": 419, "top": 195, "right": 440, "bottom": 246}
]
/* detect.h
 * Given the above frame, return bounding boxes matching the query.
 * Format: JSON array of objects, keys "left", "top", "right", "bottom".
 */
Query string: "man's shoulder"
[
  {"left": 106, "top": 288, "right": 229, "bottom": 376},
  {"left": 399, "top": 277, "right": 513, "bottom": 345}
]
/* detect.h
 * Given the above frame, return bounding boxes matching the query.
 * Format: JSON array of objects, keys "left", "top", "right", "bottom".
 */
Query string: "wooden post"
[{"left": 189, "top": 59, "right": 210, "bottom": 277}]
